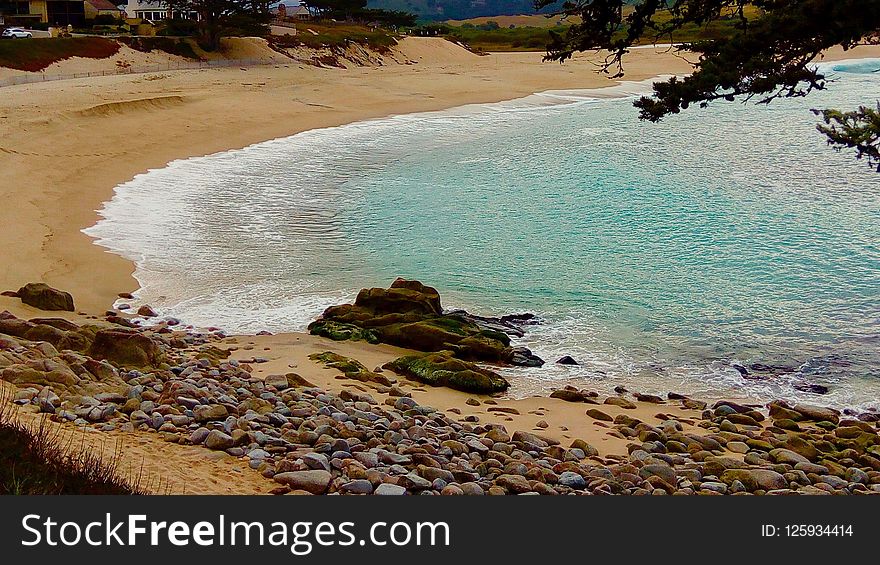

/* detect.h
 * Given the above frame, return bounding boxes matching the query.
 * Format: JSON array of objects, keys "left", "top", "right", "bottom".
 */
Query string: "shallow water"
[{"left": 85, "top": 60, "right": 880, "bottom": 409}]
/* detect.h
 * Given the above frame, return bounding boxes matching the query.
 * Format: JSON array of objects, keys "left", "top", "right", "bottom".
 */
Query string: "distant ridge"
[
  {"left": 367, "top": 0, "right": 640, "bottom": 21},
  {"left": 367, "top": 0, "right": 560, "bottom": 21}
]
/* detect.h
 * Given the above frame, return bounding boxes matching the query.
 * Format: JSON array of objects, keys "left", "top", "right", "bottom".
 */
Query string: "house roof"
[{"left": 87, "top": 0, "right": 124, "bottom": 10}]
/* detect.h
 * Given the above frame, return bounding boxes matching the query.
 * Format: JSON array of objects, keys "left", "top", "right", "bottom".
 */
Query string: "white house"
[
  {"left": 124, "top": 0, "right": 196, "bottom": 21},
  {"left": 277, "top": 2, "right": 310, "bottom": 20}
]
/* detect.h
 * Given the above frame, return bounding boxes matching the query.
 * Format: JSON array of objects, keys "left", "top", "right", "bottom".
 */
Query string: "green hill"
[{"left": 367, "top": 0, "right": 562, "bottom": 21}]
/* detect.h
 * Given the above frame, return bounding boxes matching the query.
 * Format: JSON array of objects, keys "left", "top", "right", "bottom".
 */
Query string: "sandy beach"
[{"left": 2, "top": 38, "right": 879, "bottom": 495}]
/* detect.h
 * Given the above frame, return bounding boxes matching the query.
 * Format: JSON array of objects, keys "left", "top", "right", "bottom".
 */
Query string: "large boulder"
[
  {"left": 355, "top": 278, "right": 442, "bottom": 316},
  {"left": 793, "top": 404, "right": 840, "bottom": 424},
  {"left": 308, "top": 278, "right": 542, "bottom": 366},
  {"left": 88, "top": 329, "right": 165, "bottom": 368},
  {"left": 1, "top": 361, "right": 79, "bottom": 390},
  {"left": 16, "top": 283, "right": 75, "bottom": 312},
  {"left": 383, "top": 350, "right": 510, "bottom": 394}
]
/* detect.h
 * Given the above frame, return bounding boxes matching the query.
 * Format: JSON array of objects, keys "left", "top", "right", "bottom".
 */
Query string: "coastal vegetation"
[
  {"left": 0, "top": 394, "right": 147, "bottom": 495},
  {"left": 270, "top": 21, "right": 399, "bottom": 52},
  {"left": 404, "top": 4, "right": 757, "bottom": 52},
  {"left": 429, "top": 14, "right": 745, "bottom": 52},
  {"left": 0, "top": 37, "right": 204, "bottom": 73},
  {"left": 305, "top": 0, "right": 418, "bottom": 26},
  {"left": 538, "top": 0, "right": 880, "bottom": 169},
  {"left": 368, "top": 0, "right": 560, "bottom": 20},
  {"left": 0, "top": 37, "right": 120, "bottom": 72},
  {"left": 119, "top": 37, "right": 202, "bottom": 60},
  {"left": 163, "top": 0, "right": 273, "bottom": 51}
]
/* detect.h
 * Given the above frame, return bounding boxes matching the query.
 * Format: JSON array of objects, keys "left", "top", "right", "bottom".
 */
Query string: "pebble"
[
  {"left": 273, "top": 470, "right": 332, "bottom": 494},
  {"left": 204, "top": 430, "right": 234, "bottom": 450},
  {"left": 374, "top": 483, "right": 407, "bottom": 496},
  {"left": 586, "top": 408, "right": 613, "bottom": 422},
  {"left": 557, "top": 471, "right": 586, "bottom": 489},
  {"left": 340, "top": 480, "right": 374, "bottom": 494},
  {"left": 726, "top": 441, "right": 749, "bottom": 454}
]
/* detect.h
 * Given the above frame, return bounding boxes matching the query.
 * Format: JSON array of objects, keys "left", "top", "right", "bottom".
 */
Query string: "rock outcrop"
[
  {"left": 89, "top": 329, "right": 166, "bottom": 368},
  {"left": 0, "top": 312, "right": 166, "bottom": 396},
  {"left": 308, "top": 278, "right": 543, "bottom": 367},
  {"left": 383, "top": 350, "right": 510, "bottom": 393}
]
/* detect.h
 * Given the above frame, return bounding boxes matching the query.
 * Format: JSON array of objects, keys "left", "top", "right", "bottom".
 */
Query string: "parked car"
[{"left": 1, "top": 28, "right": 33, "bottom": 39}]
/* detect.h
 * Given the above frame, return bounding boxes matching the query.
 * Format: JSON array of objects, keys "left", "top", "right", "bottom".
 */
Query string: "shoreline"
[{"left": 2, "top": 294, "right": 878, "bottom": 495}]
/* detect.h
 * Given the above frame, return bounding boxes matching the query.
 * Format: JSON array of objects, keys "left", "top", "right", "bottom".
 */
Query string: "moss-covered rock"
[
  {"left": 194, "top": 345, "right": 231, "bottom": 364},
  {"left": 307, "top": 320, "right": 379, "bottom": 344},
  {"left": 309, "top": 352, "right": 394, "bottom": 386},
  {"left": 375, "top": 318, "right": 473, "bottom": 352},
  {"left": 455, "top": 333, "right": 510, "bottom": 360},
  {"left": 383, "top": 350, "right": 509, "bottom": 394},
  {"left": 308, "top": 278, "right": 543, "bottom": 367}
]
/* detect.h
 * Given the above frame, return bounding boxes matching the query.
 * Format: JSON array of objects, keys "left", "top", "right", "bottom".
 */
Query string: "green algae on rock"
[
  {"left": 308, "top": 320, "right": 380, "bottom": 344},
  {"left": 309, "top": 351, "right": 395, "bottom": 387},
  {"left": 383, "top": 350, "right": 510, "bottom": 394},
  {"left": 308, "top": 278, "right": 543, "bottom": 367}
]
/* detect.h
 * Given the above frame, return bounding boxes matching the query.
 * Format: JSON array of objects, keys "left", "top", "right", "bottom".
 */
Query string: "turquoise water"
[{"left": 86, "top": 60, "right": 880, "bottom": 408}]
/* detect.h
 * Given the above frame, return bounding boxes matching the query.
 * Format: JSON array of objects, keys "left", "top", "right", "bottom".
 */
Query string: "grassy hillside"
[
  {"left": 444, "top": 25, "right": 562, "bottom": 51},
  {"left": 369, "top": 0, "right": 563, "bottom": 21},
  {"left": 446, "top": 14, "right": 581, "bottom": 28},
  {"left": 434, "top": 5, "right": 763, "bottom": 52},
  {"left": 0, "top": 398, "right": 147, "bottom": 495}
]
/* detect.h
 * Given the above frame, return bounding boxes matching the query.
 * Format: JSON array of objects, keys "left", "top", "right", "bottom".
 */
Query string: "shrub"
[
  {"left": 160, "top": 18, "right": 199, "bottom": 37},
  {"left": 0, "top": 391, "right": 151, "bottom": 495},
  {"left": 94, "top": 14, "right": 119, "bottom": 26},
  {"left": 119, "top": 36, "right": 201, "bottom": 60}
]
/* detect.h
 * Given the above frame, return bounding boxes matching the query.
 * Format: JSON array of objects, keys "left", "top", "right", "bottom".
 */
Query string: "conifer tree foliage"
[
  {"left": 164, "top": 0, "right": 271, "bottom": 51},
  {"left": 535, "top": 1, "right": 880, "bottom": 169}
]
